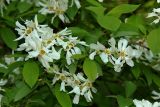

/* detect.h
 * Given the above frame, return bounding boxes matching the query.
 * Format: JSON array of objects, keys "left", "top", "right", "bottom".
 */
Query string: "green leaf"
[
  {"left": 131, "top": 64, "right": 141, "bottom": 79},
  {"left": 14, "top": 82, "right": 32, "bottom": 101},
  {"left": 4, "top": 61, "right": 24, "bottom": 76},
  {"left": 37, "top": 14, "right": 46, "bottom": 23},
  {"left": 23, "top": 61, "right": 39, "bottom": 88},
  {"left": 97, "top": 15, "right": 121, "bottom": 31},
  {"left": 67, "top": 4, "right": 78, "bottom": 20},
  {"left": 17, "top": 1, "right": 32, "bottom": 13},
  {"left": 86, "top": 6, "right": 120, "bottom": 31},
  {"left": 54, "top": 84, "right": 72, "bottom": 107},
  {"left": 83, "top": 58, "right": 99, "bottom": 81},
  {"left": 86, "top": 0, "right": 102, "bottom": 7},
  {"left": 126, "top": 15, "right": 146, "bottom": 35},
  {"left": 86, "top": 6, "right": 105, "bottom": 17},
  {"left": 69, "top": 63, "right": 77, "bottom": 74},
  {"left": 125, "top": 81, "right": 137, "bottom": 97},
  {"left": 71, "top": 54, "right": 86, "bottom": 60},
  {"left": 143, "top": 67, "right": 152, "bottom": 86},
  {"left": 147, "top": 28, "right": 160, "bottom": 54},
  {"left": 152, "top": 74, "right": 160, "bottom": 87},
  {"left": 0, "top": 28, "right": 17, "bottom": 50},
  {"left": 107, "top": 4, "right": 140, "bottom": 17},
  {"left": 117, "top": 95, "right": 133, "bottom": 107}
]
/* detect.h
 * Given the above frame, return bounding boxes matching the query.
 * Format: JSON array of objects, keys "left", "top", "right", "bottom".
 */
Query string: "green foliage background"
[{"left": 0, "top": 0, "right": 160, "bottom": 107}]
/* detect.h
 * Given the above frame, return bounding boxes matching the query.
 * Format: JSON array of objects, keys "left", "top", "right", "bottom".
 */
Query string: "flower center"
[
  {"left": 104, "top": 49, "right": 111, "bottom": 55},
  {"left": 119, "top": 51, "right": 126, "bottom": 59},
  {"left": 26, "top": 27, "right": 33, "bottom": 35},
  {"left": 40, "top": 49, "right": 46, "bottom": 56}
]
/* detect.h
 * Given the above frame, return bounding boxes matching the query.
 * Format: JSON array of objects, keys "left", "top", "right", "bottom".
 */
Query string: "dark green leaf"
[
  {"left": 125, "top": 81, "right": 137, "bottom": 97},
  {"left": 14, "top": 82, "right": 32, "bottom": 101},
  {"left": 0, "top": 28, "right": 17, "bottom": 50},
  {"left": 17, "top": 1, "right": 32, "bottom": 13}
]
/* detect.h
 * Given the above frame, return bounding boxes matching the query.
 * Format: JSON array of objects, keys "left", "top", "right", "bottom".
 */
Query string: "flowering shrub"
[{"left": 0, "top": 0, "right": 160, "bottom": 107}]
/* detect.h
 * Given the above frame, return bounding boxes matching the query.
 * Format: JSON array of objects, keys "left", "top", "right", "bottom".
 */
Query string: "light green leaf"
[
  {"left": 71, "top": 54, "right": 86, "bottom": 60},
  {"left": 54, "top": 84, "right": 72, "bottom": 107},
  {"left": 23, "top": 61, "right": 39, "bottom": 88},
  {"left": 147, "top": 28, "right": 160, "bottom": 54},
  {"left": 83, "top": 58, "right": 99, "bottom": 81},
  {"left": 107, "top": 4, "right": 140, "bottom": 17},
  {"left": 86, "top": 6, "right": 105, "bottom": 17},
  {"left": 97, "top": 15, "right": 121, "bottom": 31},
  {"left": 0, "top": 28, "right": 17, "bottom": 50},
  {"left": 117, "top": 95, "right": 133, "bottom": 107},
  {"left": 125, "top": 81, "right": 137, "bottom": 97}
]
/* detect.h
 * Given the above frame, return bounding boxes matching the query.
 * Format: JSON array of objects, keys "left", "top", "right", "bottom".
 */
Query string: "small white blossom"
[
  {"left": 133, "top": 99, "right": 160, "bottom": 107},
  {"left": 152, "top": 90, "right": 160, "bottom": 100},
  {"left": 0, "top": 0, "right": 10, "bottom": 16},
  {"left": 147, "top": 8, "right": 160, "bottom": 24},
  {"left": 70, "top": 0, "right": 81, "bottom": 9},
  {"left": 98, "top": 0, "right": 103, "bottom": 2},
  {"left": 39, "top": 0, "right": 69, "bottom": 23},
  {"left": 89, "top": 42, "right": 113, "bottom": 63}
]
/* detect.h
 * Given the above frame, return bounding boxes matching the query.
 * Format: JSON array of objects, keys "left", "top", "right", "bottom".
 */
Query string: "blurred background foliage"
[{"left": 0, "top": 0, "right": 160, "bottom": 107}]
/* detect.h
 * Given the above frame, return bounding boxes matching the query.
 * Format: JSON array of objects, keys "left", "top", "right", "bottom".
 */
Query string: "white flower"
[
  {"left": 63, "top": 36, "right": 87, "bottom": 65},
  {"left": 69, "top": 86, "right": 81, "bottom": 104},
  {"left": 89, "top": 42, "right": 113, "bottom": 63},
  {"left": 157, "top": 0, "right": 160, "bottom": 3},
  {"left": 0, "top": 0, "right": 10, "bottom": 16},
  {"left": 27, "top": 44, "right": 61, "bottom": 68},
  {"left": 15, "top": 15, "right": 45, "bottom": 41},
  {"left": 39, "top": 0, "right": 69, "bottom": 23},
  {"left": 98, "top": 0, "right": 103, "bottom": 2},
  {"left": 52, "top": 69, "right": 71, "bottom": 92},
  {"left": 70, "top": 0, "right": 81, "bottom": 9},
  {"left": 0, "top": 79, "right": 7, "bottom": 86},
  {"left": 152, "top": 90, "right": 160, "bottom": 100},
  {"left": 116, "top": 39, "right": 135, "bottom": 67},
  {"left": 0, "top": 94, "right": 3, "bottom": 107},
  {"left": 133, "top": 99, "right": 160, "bottom": 107},
  {"left": 147, "top": 8, "right": 160, "bottom": 24}
]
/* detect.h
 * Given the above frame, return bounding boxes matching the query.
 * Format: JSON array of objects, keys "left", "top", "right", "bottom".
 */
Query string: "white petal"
[
  {"left": 89, "top": 51, "right": 96, "bottom": 60},
  {"left": 99, "top": 52, "right": 108, "bottom": 63},
  {"left": 28, "top": 51, "right": 39, "bottom": 57},
  {"left": 118, "top": 39, "right": 128, "bottom": 51},
  {"left": 73, "top": 94, "right": 80, "bottom": 104},
  {"left": 125, "top": 58, "right": 134, "bottom": 67},
  {"left": 60, "top": 81, "right": 66, "bottom": 92}
]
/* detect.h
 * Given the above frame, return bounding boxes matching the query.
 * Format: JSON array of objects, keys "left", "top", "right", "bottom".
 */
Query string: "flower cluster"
[
  {"left": 15, "top": 15, "right": 87, "bottom": 69},
  {"left": 89, "top": 38, "right": 141, "bottom": 72},
  {"left": 49, "top": 65, "right": 96, "bottom": 104},
  {"left": 38, "top": 0, "right": 70, "bottom": 23},
  {"left": 133, "top": 99, "right": 160, "bottom": 107},
  {"left": 147, "top": 0, "right": 160, "bottom": 24}
]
